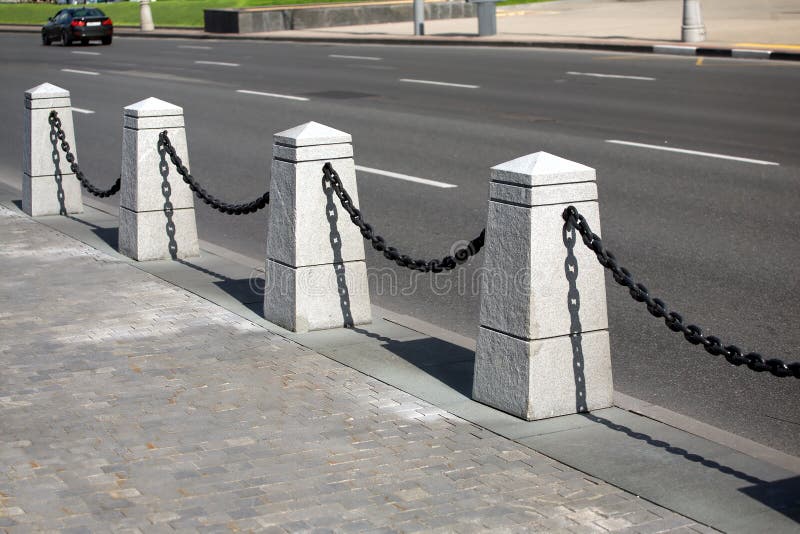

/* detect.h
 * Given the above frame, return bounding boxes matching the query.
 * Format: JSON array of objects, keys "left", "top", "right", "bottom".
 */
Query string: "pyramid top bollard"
[
  {"left": 490, "top": 151, "right": 595, "bottom": 186},
  {"left": 273, "top": 121, "right": 354, "bottom": 163}
]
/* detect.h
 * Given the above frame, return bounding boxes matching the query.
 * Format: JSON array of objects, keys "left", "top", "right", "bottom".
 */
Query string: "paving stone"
[{"left": 0, "top": 205, "right": 710, "bottom": 532}]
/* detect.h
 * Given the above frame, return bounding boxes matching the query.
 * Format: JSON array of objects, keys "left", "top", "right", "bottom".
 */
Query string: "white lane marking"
[
  {"left": 72, "top": 107, "right": 95, "bottom": 114},
  {"left": 399, "top": 78, "right": 479, "bottom": 89},
  {"left": 567, "top": 71, "right": 655, "bottom": 81},
  {"left": 195, "top": 60, "right": 240, "bottom": 67},
  {"left": 236, "top": 89, "right": 309, "bottom": 102},
  {"left": 71, "top": 51, "right": 100, "bottom": 56},
  {"left": 606, "top": 140, "right": 780, "bottom": 166},
  {"left": 355, "top": 165, "right": 457, "bottom": 189},
  {"left": 179, "top": 45, "right": 212, "bottom": 49},
  {"left": 61, "top": 68, "right": 99, "bottom": 76},
  {"left": 330, "top": 54, "right": 382, "bottom": 61}
]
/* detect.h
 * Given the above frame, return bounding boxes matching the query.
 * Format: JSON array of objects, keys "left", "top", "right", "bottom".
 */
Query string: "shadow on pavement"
[
  {"left": 583, "top": 412, "right": 767, "bottom": 485},
  {"left": 740, "top": 475, "right": 800, "bottom": 523},
  {"left": 356, "top": 329, "right": 475, "bottom": 397}
]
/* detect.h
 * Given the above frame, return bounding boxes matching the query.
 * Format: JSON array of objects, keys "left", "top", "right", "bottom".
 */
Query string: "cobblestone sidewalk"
[{"left": 0, "top": 205, "right": 714, "bottom": 532}]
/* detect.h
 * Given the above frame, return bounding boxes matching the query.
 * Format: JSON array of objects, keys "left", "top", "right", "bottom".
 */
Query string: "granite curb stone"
[{"left": 0, "top": 25, "right": 798, "bottom": 61}]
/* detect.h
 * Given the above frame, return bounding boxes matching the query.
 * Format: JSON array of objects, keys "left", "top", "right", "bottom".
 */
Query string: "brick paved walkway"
[{"left": 0, "top": 205, "right": 713, "bottom": 532}]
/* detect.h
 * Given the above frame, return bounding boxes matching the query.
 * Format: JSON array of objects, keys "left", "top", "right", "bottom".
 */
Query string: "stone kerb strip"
[
  {"left": 119, "top": 97, "right": 199, "bottom": 261},
  {"left": 472, "top": 152, "right": 613, "bottom": 420},
  {"left": 264, "top": 122, "right": 372, "bottom": 332},
  {"left": 23, "top": 82, "right": 84, "bottom": 217}
]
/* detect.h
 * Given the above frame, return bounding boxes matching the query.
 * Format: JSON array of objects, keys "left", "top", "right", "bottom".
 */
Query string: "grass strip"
[{"left": 0, "top": 0, "right": 549, "bottom": 28}]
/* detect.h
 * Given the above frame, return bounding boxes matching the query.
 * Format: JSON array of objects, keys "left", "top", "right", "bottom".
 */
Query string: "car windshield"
[{"left": 71, "top": 8, "right": 105, "bottom": 17}]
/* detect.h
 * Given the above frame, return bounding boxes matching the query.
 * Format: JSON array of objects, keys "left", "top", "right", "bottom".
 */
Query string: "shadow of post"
[
  {"left": 49, "top": 121, "right": 67, "bottom": 216},
  {"left": 564, "top": 223, "right": 588, "bottom": 413},
  {"left": 583, "top": 412, "right": 767, "bottom": 485},
  {"left": 322, "top": 173, "right": 354, "bottom": 328},
  {"left": 158, "top": 143, "right": 179, "bottom": 260}
]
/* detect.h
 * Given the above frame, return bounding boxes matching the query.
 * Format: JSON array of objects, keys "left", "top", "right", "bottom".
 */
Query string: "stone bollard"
[
  {"left": 472, "top": 152, "right": 613, "bottom": 421},
  {"left": 23, "top": 83, "right": 83, "bottom": 216},
  {"left": 119, "top": 97, "right": 199, "bottom": 261},
  {"left": 264, "top": 122, "right": 372, "bottom": 333}
]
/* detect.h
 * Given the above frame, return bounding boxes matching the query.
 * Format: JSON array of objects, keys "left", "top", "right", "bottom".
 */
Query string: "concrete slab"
[{"left": 518, "top": 411, "right": 800, "bottom": 533}]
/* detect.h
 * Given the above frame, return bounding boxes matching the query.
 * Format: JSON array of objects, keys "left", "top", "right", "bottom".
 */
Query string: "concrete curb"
[{"left": 4, "top": 24, "right": 799, "bottom": 61}]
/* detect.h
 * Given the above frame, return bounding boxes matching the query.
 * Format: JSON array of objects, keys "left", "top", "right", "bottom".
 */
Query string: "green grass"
[{"left": 0, "top": 0, "right": 549, "bottom": 28}]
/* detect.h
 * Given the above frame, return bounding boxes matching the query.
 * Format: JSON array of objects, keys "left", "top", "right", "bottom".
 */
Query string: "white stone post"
[
  {"left": 139, "top": 0, "right": 155, "bottom": 32},
  {"left": 119, "top": 97, "right": 199, "bottom": 261},
  {"left": 23, "top": 83, "right": 83, "bottom": 217},
  {"left": 682, "top": 0, "right": 706, "bottom": 42},
  {"left": 472, "top": 152, "right": 613, "bottom": 421},
  {"left": 264, "top": 122, "right": 372, "bottom": 333}
]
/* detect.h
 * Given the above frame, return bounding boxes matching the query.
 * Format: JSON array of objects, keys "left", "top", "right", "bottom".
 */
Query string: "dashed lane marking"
[
  {"left": 606, "top": 140, "right": 779, "bottom": 166},
  {"left": 61, "top": 68, "right": 99, "bottom": 76},
  {"left": 195, "top": 60, "right": 240, "bottom": 67},
  {"left": 236, "top": 89, "right": 309, "bottom": 102},
  {"left": 399, "top": 78, "right": 479, "bottom": 89},
  {"left": 330, "top": 54, "right": 382, "bottom": 61},
  {"left": 355, "top": 165, "right": 457, "bottom": 189},
  {"left": 567, "top": 71, "right": 655, "bottom": 81}
]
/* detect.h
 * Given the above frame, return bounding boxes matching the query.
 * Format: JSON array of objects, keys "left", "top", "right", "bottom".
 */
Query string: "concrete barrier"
[
  {"left": 472, "top": 152, "right": 613, "bottom": 420},
  {"left": 23, "top": 83, "right": 83, "bottom": 217},
  {"left": 119, "top": 97, "right": 199, "bottom": 261},
  {"left": 205, "top": 1, "right": 475, "bottom": 34},
  {"left": 264, "top": 122, "right": 372, "bottom": 332}
]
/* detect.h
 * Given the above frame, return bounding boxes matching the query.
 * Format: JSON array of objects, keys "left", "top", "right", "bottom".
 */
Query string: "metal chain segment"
[
  {"left": 562, "top": 205, "right": 799, "bottom": 379},
  {"left": 322, "top": 162, "right": 485, "bottom": 273},
  {"left": 49, "top": 111, "right": 120, "bottom": 198},
  {"left": 158, "top": 131, "right": 269, "bottom": 215}
]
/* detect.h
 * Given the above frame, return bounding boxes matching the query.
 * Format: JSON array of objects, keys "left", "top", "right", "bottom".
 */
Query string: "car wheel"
[
  {"left": 61, "top": 30, "right": 72, "bottom": 46},
  {"left": 42, "top": 33, "right": 51, "bottom": 46},
  {"left": 101, "top": 36, "right": 112, "bottom": 45}
]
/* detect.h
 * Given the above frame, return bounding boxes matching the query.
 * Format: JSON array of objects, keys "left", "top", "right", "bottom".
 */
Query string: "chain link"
[
  {"left": 158, "top": 131, "right": 269, "bottom": 215},
  {"left": 322, "top": 162, "right": 484, "bottom": 273},
  {"left": 48, "top": 111, "right": 120, "bottom": 198},
  {"left": 563, "top": 206, "right": 799, "bottom": 379}
]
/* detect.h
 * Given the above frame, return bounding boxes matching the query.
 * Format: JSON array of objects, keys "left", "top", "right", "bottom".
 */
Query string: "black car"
[{"left": 42, "top": 7, "right": 113, "bottom": 46}]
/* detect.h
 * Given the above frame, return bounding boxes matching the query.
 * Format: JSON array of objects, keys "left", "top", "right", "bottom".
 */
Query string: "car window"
[
  {"left": 56, "top": 12, "right": 70, "bottom": 23},
  {"left": 72, "top": 8, "right": 105, "bottom": 17}
]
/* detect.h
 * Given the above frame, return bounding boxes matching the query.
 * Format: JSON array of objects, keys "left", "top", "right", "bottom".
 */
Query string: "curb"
[{"left": 4, "top": 24, "right": 799, "bottom": 61}]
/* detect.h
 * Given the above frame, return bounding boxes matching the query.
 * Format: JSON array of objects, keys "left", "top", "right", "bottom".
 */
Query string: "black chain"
[
  {"left": 158, "top": 131, "right": 269, "bottom": 215},
  {"left": 48, "top": 111, "right": 120, "bottom": 198},
  {"left": 563, "top": 206, "right": 799, "bottom": 379},
  {"left": 322, "top": 162, "right": 484, "bottom": 273}
]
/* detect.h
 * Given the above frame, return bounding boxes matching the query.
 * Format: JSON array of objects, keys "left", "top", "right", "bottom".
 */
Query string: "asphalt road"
[{"left": 1, "top": 33, "right": 798, "bottom": 456}]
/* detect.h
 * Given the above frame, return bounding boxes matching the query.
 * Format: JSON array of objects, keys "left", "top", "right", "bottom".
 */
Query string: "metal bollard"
[
  {"left": 682, "top": 0, "right": 706, "bottom": 42},
  {"left": 23, "top": 83, "right": 83, "bottom": 216},
  {"left": 467, "top": 0, "right": 499, "bottom": 37},
  {"left": 119, "top": 97, "right": 199, "bottom": 261},
  {"left": 472, "top": 152, "right": 613, "bottom": 420},
  {"left": 264, "top": 122, "right": 372, "bottom": 333}
]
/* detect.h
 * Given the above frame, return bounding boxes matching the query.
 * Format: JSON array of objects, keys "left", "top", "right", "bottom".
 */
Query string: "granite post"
[
  {"left": 264, "top": 122, "right": 372, "bottom": 332},
  {"left": 472, "top": 152, "right": 613, "bottom": 420},
  {"left": 119, "top": 97, "right": 199, "bottom": 261},
  {"left": 23, "top": 83, "right": 83, "bottom": 216}
]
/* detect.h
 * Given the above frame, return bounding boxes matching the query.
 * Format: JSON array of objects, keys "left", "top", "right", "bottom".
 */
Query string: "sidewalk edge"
[{"left": 3, "top": 25, "right": 799, "bottom": 61}]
